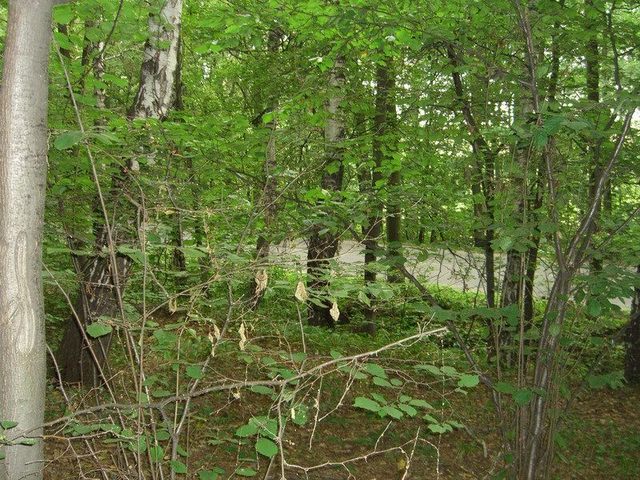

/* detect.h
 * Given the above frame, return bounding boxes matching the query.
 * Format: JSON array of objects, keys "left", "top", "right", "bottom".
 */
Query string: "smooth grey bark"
[{"left": 0, "top": 2, "right": 59, "bottom": 478}]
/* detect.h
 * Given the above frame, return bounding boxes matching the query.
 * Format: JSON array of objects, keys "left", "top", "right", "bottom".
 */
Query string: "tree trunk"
[
  {"left": 585, "top": 0, "right": 603, "bottom": 273},
  {"left": 624, "top": 265, "right": 640, "bottom": 383},
  {"left": 0, "top": 1, "right": 60, "bottom": 478},
  {"left": 378, "top": 59, "right": 403, "bottom": 283},
  {"left": 498, "top": 88, "right": 535, "bottom": 366},
  {"left": 251, "top": 28, "right": 282, "bottom": 308},
  {"left": 131, "top": 0, "right": 183, "bottom": 120},
  {"left": 447, "top": 44, "right": 496, "bottom": 310},
  {"left": 307, "top": 55, "right": 345, "bottom": 327},
  {"left": 59, "top": 0, "right": 182, "bottom": 385}
]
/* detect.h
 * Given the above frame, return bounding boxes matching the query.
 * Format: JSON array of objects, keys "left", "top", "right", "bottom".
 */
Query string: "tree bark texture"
[
  {"left": 251, "top": 28, "right": 282, "bottom": 308},
  {"left": 0, "top": 1, "right": 59, "bottom": 478},
  {"left": 131, "top": 0, "right": 183, "bottom": 120},
  {"left": 59, "top": 0, "right": 182, "bottom": 385},
  {"left": 307, "top": 55, "right": 345, "bottom": 327}
]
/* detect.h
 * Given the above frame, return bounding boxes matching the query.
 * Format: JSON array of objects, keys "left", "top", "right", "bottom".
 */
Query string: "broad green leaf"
[
  {"left": 235, "top": 423, "right": 258, "bottom": 438},
  {"left": 255, "top": 438, "right": 278, "bottom": 458},
  {"left": 186, "top": 365, "right": 204, "bottom": 380},
  {"left": 149, "top": 445, "right": 164, "bottom": 462},
  {"left": 250, "top": 385, "right": 275, "bottom": 396},
  {"left": 86, "top": 322, "right": 112, "bottom": 338},
  {"left": 397, "top": 404, "right": 418, "bottom": 417},
  {"left": 171, "top": 460, "right": 187, "bottom": 474},
  {"left": 353, "top": 396, "right": 381, "bottom": 412},
  {"left": 373, "top": 377, "right": 393, "bottom": 388},
  {"left": 54, "top": 131, "right": 83, "bottom": 150},
  {"left": 236, "top": 467, "right": 257, "bottom": 477},
  {"left": 365, "top": 363, "right": 387, "bottom": 378},
  {"left": 513, "top": 389, "right": 534, "bottom": 406},
  {"left": 379, "top": 406, "right": 403, "bottom": 419},
  {"left": 0, "top": 421, "right": 18, "bottom": 430},
  {"left": 458, "top": 374, "right": 480, "bottom": 388}
]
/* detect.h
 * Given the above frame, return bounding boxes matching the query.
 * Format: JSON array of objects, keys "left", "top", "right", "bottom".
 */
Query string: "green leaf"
[
  {"left": 171, "top": 460, "right": 187, "bottom": 474},
  {"left": 149, "top": 445, "right": 164, "bottom": 462},
  {"left": 291, "top": 404, "right": 309, "bottom": 426},
  {"left": 513, "top": 389, "right": 534, "bottom": 406},
  {"left": 0, "top": 421, "right": 18, "bottom": 430},
  {"left": 494, "top": 382, "right": 516, "bottom": 394},
  {"left": 54, "top": 131, "right": 83, "bottom": 150},
  {"left": 457, "top": 374, "right": 480, "bottom": 388},
  {"left": 365, "top": 363, "right": 387, "bottom": 378},
  {"left": 250, "top": 385, "right": 275, "bottom": 396},
  {"left": 235, "top": 423, "right": 258, "bottom": 438},
  {"left": 427, "top": 423, "right": 449, "bottom": 434},
  {"left": 236, "top": 467, "right": 257, "bottom": 477},
  {"left": 379, "top": 406, "right": 403, "bottom": 419},
  {"left": 86, "top": 322, "right": 112, "bottom": 338},
  {"left": 186, "top": 365, "right": 204, "bottom": 380},
  {"left": 198, "top": 471, "right": 220, "bottom": 480},
  {"left": 397, "top": 404, "right": 418, "bottom": 417},
  {"left": 416, "top": 364, "right": 441, "bottom": 376},
  {"left": 353, "top": 396, "right": 381, "bottom": 412},
  {"left": 409, "top": 399, "right": 433, "bottom": 409},
  {"left": 373, "top": 377, "right": 393, "bottom": 388},
  {"left": 255, "top": 438, "right": 278, "bottom": 458},
  {"left": 53, "top": 4, "right": 74, "bottom": 25}
]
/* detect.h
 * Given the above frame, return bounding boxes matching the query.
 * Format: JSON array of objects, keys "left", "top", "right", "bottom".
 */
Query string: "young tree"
[
  {"left": 0, "top": 2, "right": 66, "bottom": 478},
  {"left": 58, "top": 0, "right": 183, "bottom": 385},
  {"left": 307, "top": 55, "right": 346, "bottom": 327}
]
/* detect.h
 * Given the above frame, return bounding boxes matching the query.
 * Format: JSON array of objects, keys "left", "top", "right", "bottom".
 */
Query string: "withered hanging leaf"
[
  {"left": 255, "top": 269, "right": 268, "bottom": 295},
  {"left": 238, "top": 323, "right": 247, "bottom": 351},
  {"left": 294, "top": 281, "right": 308, "bottom": 302},
  {"left": 329, "top": 301, "right": 340, "bottom": 322}
]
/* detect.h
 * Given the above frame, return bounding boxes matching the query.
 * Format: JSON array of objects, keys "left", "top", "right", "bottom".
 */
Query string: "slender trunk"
[
  {"left": 499, "top": 88, "right": 535, "bottom": 366},
  {"left": 59, "top": 0, "right": 183, "bottom": 385},
  {"left": 307, "top": 55, "right": 345, "bottom": 327},
  {"left": 624, "top": 265, "right": 640, "bottom": 383},
  {"left": 379, "top": 59, "right": 402, "bottom": 283},
  {"left": 251, "top": 28, "right": 282, "bottom": 308},
  {"left": 447, "top": 44, "right": 496, "bottom": 309},
  {"left": 585, "top": 0, "right": 603, "bottom": 273},
  {"left": 0, "top": 2, "right": 59, "bottom": 478}
]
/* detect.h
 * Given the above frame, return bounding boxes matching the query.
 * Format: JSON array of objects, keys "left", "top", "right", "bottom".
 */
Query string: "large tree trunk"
[
  {"left": 0, "top": 1, "right": 60, "bottom": 478},
  {"left": 307, "top": 55, "right": 345, "bottom": 327},
  {"left": 624, "top": 265, "right": 640, "bottom": 383},
  {"left": 59, "top": 0, "right": 182, "bottom": 385}
]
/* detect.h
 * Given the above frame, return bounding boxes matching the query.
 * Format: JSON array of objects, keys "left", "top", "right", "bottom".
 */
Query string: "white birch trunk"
[{"left": 132, "top": 0, "right": 183, "bottom": 119}]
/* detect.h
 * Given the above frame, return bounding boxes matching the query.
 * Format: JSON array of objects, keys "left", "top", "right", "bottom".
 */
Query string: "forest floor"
[
  {"left": 43, "top": 320, "right": 640, "bottom": 479},
  {"left": 41, "top": 242, "right": 638, "bottom": 479}
]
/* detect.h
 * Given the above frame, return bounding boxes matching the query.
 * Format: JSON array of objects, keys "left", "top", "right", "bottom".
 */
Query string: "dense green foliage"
[{"left": 0, "top": 0, "right": 639, "bottom": 478}]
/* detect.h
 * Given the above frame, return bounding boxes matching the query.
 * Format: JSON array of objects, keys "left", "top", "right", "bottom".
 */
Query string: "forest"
[{"left": 0, "top": 0, "right": 639, "bottom": 479}]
